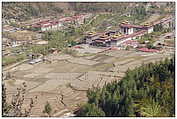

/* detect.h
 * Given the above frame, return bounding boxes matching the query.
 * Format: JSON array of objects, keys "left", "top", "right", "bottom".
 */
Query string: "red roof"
[
  {"left": 50, "top": 21, "right": 59, "bottom": 25},
  {"left": 138, "top": 48, "right": 159, "bottom": 52},
  {"left": 74, "top": 46, "right": 82, "bottom": 48},
  {"left": 32, "top": 24, "right": 41, "bottom": 28},
  {"left": 112, "top": 30, "right": 147, "bottom": 41},
  {"left": 95, "top": 40, "right": 105, "bottom": 43},
  {"left": 31, "top": 14, "right": 90, "bottom": 28},
  {"left": 37, "top": 20, "right": 51, "bottom": 25},
  {"left": 124, "top": 40, "right": 138, "bottom": 44},
  {"left": 120, "top": 23, "right": 153, "bottom": 29},
  {"left": 120, "top": 24, "right": 144, "bottom": 29},
  {"left": 42, "top": 22, "right": 53, "bottom": 27},
  {"left": 124, "top": 30, "right": 147, "bottom": 38},
  {"left": 111, "top": 35, "right": 126, "bottom": 41},
  {"left": 109, "top": 47, "right": 119, "bottom": 50},
  {"left": 99, "top": 37, "right": 110, "bottom": 41}
]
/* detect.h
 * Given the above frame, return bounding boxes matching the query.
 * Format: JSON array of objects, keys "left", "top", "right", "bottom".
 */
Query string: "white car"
[{"left": 29, "top": 58, "right": 42, "bottom": 64}]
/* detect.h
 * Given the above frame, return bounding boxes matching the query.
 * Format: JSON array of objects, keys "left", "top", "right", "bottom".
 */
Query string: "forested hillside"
[
  {"left": 2, "top": 2, "right": 174, "bottom": 22},
  {"left": 69, "top": 2, "right": 134, "bottom": 13},
  {"left": 2, "top": 2, "right": 133, "bottom": 21},
  {"left": 77, "top": 58, "right": 175, "bottom": 117},
  {"left": 2, "top": 2, "right": 67, "bottom": 20}
]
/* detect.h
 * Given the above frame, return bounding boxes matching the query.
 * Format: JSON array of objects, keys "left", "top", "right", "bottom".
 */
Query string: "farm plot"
[
  {"left": 4, "top": 48, "right": 173, "bottom": 117},
  {"left": 62, "top": 91, "right": 85, "bottom": 107},
  {"left": 46, "top": 54, "right": 72, "bottom": 61},
  {"left": 84, "top": 55, "right": 97, "bottom": 60},
  {"left": 29, "top": 79, "right": 72, "bottom": 93},
  {"left": 73, "top": 44, "right": 105, "bottom": 54},
  {"left": 70, "top": 71, "right": 119, "bottom": 90},
  {"left": 88, "top": 54, "right": 110, "bottom": 61},
  {"left": 105, "top": 50, "right": 134, "bottom": 58},
  {"left": 44, "top": 73, "right": 81, "bottom": 80},
  {"left": 91, "top": 62, "right": 114, "bottom": 72},
  {"left": 113, "top": 58, "right": 135, "bottom": 66},
  {"left": 16, "top": 64, "right": 34, "bottom": 71},
  {"left": 5, "top": 79, "right": 40, "bottom": 93},
  {"left": 141, "top": 54, "right": 169, "bottom": 63},
  {"left": 25, "top": 92, "right": 64, "bottom": 117},
  {"left": 50, "top": 60, "right": 91, "bottom": 73},
  {"left": 67, "top": 57, "right": 99, "bottom": 66},
  {"left": 117, "top": 54, "right": 170, "bottom": 73},
  {"left": 102, "top": 56, "right": 118, "bottom": 64}
]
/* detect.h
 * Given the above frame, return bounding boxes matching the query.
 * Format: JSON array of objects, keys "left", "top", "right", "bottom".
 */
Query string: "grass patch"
[{"left": 2, "top": 54, "right": 26, "bottom": 66}]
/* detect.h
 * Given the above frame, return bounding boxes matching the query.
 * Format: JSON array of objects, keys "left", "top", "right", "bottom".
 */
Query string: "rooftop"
[
  {"left": 111, "top": 30, "right": 147, "bottom": 41},
  {"left": 31, "top": 14, "right": 91, "bottom": 28}
]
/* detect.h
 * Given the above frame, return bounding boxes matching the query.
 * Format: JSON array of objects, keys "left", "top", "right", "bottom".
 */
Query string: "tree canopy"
[{"left": 77, "top": 57, "right": 175, "bottom": 117}]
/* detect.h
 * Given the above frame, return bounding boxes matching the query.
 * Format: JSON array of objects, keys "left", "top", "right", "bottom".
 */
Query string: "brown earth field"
[{"left": 4, "top": 47, "right": 173, "bottom": 117}]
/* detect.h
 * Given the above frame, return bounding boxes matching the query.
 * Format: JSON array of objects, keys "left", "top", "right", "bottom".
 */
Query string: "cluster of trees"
[
  {"left": 154, "top": 24, "right": 173, "bottom": 33},
  {"left": 138, "top": 33, "right": 155, "bottom": 46},
  {"left": 43, "top": 101, "right": 52, "bottom": 117},
  {"left": 2, "top": 82, "right": 36, "bottom": 117},
  {"left": 2, "top": 81, "right": 53, "bottom": 117},
  {"left": 70, "top": 3, "right": 129, "bottom": 13},
  {"left": 131, "top": 6, "right": 147, "bottom": 20},
  {"left": 2, "top": 2, "right": 64, "bottom": 21},
  {"left": 30, "top": 27, "right": 81, "bottom": 55},
  {"left": 29, "top": 13, "right": 130, "bottom": 55},
  {"left": 77, "top": 58, "right": 175, "bottom": 117},
  {"left": 154, "top": 24, "right": 163, "bottom": 32},
  {"left": 30, "top": 31, "right": 67, "bottom": 55}
]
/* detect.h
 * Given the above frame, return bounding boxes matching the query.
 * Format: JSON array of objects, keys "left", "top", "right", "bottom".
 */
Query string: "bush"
[
  {"left": 77, "top": 103, "right": 105, "bottom": 117},
  {"left": 43, "top": 101, "right": 52, "bottom": 117}
]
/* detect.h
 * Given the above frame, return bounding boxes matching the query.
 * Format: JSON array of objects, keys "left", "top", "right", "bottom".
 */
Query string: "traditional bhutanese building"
[
  {"left": 30, "top": 13, "right": 92, "bottom": 32},
  {"left": 94, "top": 34, "right": 111, "bottom": 47},
  {"left": 84, "top": 31, "right": 100, "bottom": 44},
  {"left": 120, "top": 21, "right": 154, "bottom": 34},
  {"left": 110, "top": 30, "right": 147, "bottom": 47}
]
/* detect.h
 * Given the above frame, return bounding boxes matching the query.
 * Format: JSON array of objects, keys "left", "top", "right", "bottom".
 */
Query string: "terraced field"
[{"left": 4, "top": 48, "right": 173, "bottom": 117}]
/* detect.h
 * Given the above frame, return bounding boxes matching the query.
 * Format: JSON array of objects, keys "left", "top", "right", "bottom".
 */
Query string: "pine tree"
[
  {"left": 77, "top": 58, "right": 175, "bottom": 117},
  {"left": 77, "top": 103, "right": 105, "bottom": 117},
  {"left": 43, "top": 101, "right": 52, "bottom": 117}
]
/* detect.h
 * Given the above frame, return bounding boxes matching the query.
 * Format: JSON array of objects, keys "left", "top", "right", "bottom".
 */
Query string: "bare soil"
[{"left": 5, "top": 47, "right": 173, "bottom": 117}]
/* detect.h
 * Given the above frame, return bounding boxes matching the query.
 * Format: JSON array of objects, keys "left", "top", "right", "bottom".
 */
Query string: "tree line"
[{"left": 77, "top": 57, "right": 175, "bottom": 117}]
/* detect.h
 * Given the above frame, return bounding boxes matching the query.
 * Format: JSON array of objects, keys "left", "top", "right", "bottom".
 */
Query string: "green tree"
[
  {"left": 77, "top": 103, "right": 105, "bottom": 117},
  {"left": 43, "top": 101, "right": 52, "bottom": 117},
  {"left": 154, "top": 24, "right": 163, "bottom": 32},
  {"left": 77, "top": 58, "right": 175, "bottom": 117},
  {"left": 138, "top": 98, "right": 162, "bottom": 117},
  {"left": 2, "top": 83, "right": 11, "bottom": 116}
]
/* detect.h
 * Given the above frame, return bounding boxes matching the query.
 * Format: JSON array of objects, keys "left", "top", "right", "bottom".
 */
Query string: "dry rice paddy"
[{"left": 4, "top": 48, "right": 172, "bottom": 117}]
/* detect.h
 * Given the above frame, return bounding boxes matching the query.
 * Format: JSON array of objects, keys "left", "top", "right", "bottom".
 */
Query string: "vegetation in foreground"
[{"left": 77, "top": 58, "right": 175, "bottom": 117}]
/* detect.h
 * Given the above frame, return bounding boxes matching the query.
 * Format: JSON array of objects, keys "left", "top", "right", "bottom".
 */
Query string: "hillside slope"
[
  {"left": 2, "top": 2, "right": 137, "bottom": 21},
  {"left": 2, "top": 2, "right": 70, "bottom": 21},
  {"left": 2, "top": 2, "right": 174, "bottom": 22}
]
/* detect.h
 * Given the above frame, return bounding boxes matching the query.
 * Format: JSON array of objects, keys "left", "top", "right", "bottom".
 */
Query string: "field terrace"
[
  {"left": 4, "top": 45, "right": 173, "bottom": 117},
  {"left": 3, "top": 15, "right": 174, "bottom": 117}
]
